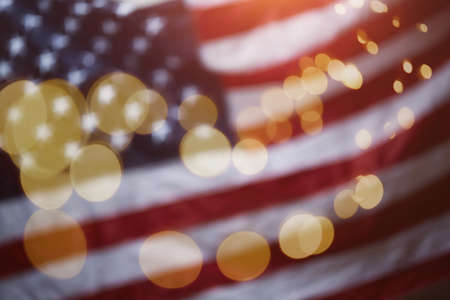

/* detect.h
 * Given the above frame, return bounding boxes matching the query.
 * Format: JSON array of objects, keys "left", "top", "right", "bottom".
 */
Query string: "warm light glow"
[
  {"left": 393, "top": 80, "right": 404, "bottom": 94},
  {"left": 24, "top": 209, "right": 87, "bottom": 279},
  {"left": 334, "top": 189, "right": 359, "bottom": 219},
  {"left": 232, "top": 139, "right": 268, "bottom": 175},
  {"left": 267, "top": 120, "right": 293, "bottom": 144},
  {"left": 314, "top": 53, "right": 331, "bottom": 71},
  {"left": 236, "top": 106, "right": 272, "bottom": 144},
  {"left": 139, "top": 231, "right": 203, "bottom": 289},
  {"left": 314, "top": 216, "right": 335, "bottom": 254},
  {"left": 397, "top": 107, "right": 415, "bottom": 130},
  {"left": 299, "top": 56, "right": 315, "bottom": 70},
  {"left": 70, "top": 144, "right": 122, "bottom": 202},
  {"left": 89, "top": 72, "right": 148, "bottom": 134},
  {"left": 300, "top": 111, "right": 323, "bottom": 135},
  {"left": 417, "top": 23, "right": 428, "bottom": 33},
  {"left": 21, "top": 171, "right": 72, "bottom": 209},
  {"left": 370, "top": 0, "right": 388, "bottom": 13},
  {"left": 334, "top": 3, "right": 347, "bottom": 15},
  {"left": 261, "top": 88, "right": 294, "bottom": 121},
  {"left": 341, "top": 64, "right": 363, "bottom": 90},
  {"left": 279, "top": 214, "right": 322, "bottom": 259},
  {"left": 283, "top": 75, "right": 306, "bottom": 100},
  {"left": 327, "top": 59, "right": 346, "bottom": 81},
  {"left": 295, "top": 94, "right": 323, "bottom": 116},
  {"left": 217, "top": 231, "right": 270, "bottom": 281},
  {"left": 366, "top": 41, "right": 379, "bottom": 55},
  {"left": 301, "top": 67, "right": 328, "bottom": 95},
  {"left": 357, "top": 29, "right": 368, "bottom": 44},
  {"left": 402, "top": 60, "right": 413, "bottom": 74},
  {"left": 392, "top": 16, "right": 400, "bottom": 28},
  {"left": 419, "top": 64, "right": 432, "bottom": 79},
  {"left": 180, "top": 125, "right": 231, "bottom": 178},
  {"left": 355, "top": 129, "right": 372, "bottom": 150},
  {"left": 178, "top": 94, "right": 217, "bottom": 130},
  {"left": 348, "top": 0, "right": 365, "bottom": 8},
  {"left": 353, "top": 174, "right": 384, "bottom": 209}
]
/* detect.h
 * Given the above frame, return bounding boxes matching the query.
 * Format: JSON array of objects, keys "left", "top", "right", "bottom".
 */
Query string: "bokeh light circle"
[
  {"left": 134, "top": 89, "right": 168, "bottom": 134},
  {"left": 180, "top": 125, "right": 231, "bottom": 178},
  {"left": 261, "top": 88, "right": 294, "bottom": 122},
  {"left": 70, "top": 144, "right": 122, "bottom": 202},
  {"left": 301, "top": 67, "right": 328, "bottom": 95},
  {"left": 139, "top": 231, "right": 203, "bottom": 289},
  {"left": 217, "top": 231, "right": 270, "bottom": 282},
  {"left": 334, "top": 189, "right": 359, "bottom": 219},
  {"left": 354, "top": 174, "right": 384, "bottom": 209},
  {"left": 232, "top": 139, "right": 268, "bottom": 175},
  {"left": 314, "top": 216, "right": 335, "bottom": 254},
  {"left": 24, "top": 209, "right": 87, "bottom": 279},
  {"left": 178, "top": 94, "right": 217, "bottom": 130}
]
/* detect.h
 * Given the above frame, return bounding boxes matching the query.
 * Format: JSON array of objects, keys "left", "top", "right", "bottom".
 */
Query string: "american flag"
[{"left": 1, "top": 0, "right": 450, "bottom": 299}]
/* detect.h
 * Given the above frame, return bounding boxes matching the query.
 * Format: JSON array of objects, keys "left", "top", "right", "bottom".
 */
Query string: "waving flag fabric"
[{"left": 0, "top": 0, "right": 449, "bottom": 299}]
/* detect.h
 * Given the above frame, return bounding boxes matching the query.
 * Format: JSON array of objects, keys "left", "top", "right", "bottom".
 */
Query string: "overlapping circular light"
[
  {"left": 70, "top": 144, "right": 122, "bottom": 202},
  {"left": 134, "top": 89, "right": 168, "bottom": 134},
  {"left": 180, "top": 125, "right": 231, "bottom": 178},
  {"left": 24, "top": 209, "right": 87, "bottom": 279},
  {"left": 232, "top": 139, "right": 268, "bottom": 175},
  {"left": 178, "top": 94, "right": 217, "bottom": 130},
  {"left": 353, "top": 174, "right": 384, "bottom": 209},
  {"left": 397, "top": 106, "right": 415, "bottom": 129},
  {"left": 355, "top": 129, "right": 372, "bottom": 150},
  {"left": 261, "top": 87, "right": 294, "bottom": 122},
  {"left": 139, "top": 231, "right": 203, "bottom": 289},
  {"left": 217, "top": 231, "right": 270, "bottom": 281},
  {"left": 301, "top": 67, "right": 328, "bottom": 95},
  {"left": 334, "top": 189, "right": 359, "bottom": 219}
]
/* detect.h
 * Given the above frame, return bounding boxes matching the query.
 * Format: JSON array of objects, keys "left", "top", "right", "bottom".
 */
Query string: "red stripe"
[
  {"left": 192, "top": 0, "right": 335, "bottom": 42},
  {"left": 235, "top": 39, "right": 449, "bottom": 144},
  {"left": 72, "top": 170, "right": 450, "bottom": 300},
  {"left": 2, "top": 97, "right": 450, "bottom": 279},
  {"left": 315, "top": 253, "right": 450, "bottom": 300},
  {"left": 219, "top": 0, "right": 450, "bottom": 87}
]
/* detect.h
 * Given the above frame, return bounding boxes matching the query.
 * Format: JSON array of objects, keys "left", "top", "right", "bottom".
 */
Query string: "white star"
[
  {"left": 67, "top": 69, "right": 87, "bottom": 85},
  {"left": 51, "top": 34, "right": 69, "bottom": 50},
  {"left": 125, "top": 101, "right": 143, "bottom": 122},
  {"left": 153, "top": 69, "right": 170, "bottom": 87},
  {"left": 0, "top": 0, "right": 12, "bottom": 11},
  {"left": 181, "top": 85, "right": 199, "bottom": 99},
  {"left": 64, "top": 142, "right": 80, "bottom": 159},
  {"left": 53, "top": 97, "right": 70, "bottom": 116},
  {"left": 21, "top": 153, "right": 35, "bottom": 169},
  {"left": 9, "top": 36, "right": 25, "bottom": 57},
  {"left": 98, "top": 85, "right": 116, "bottom": 104},
  {"left": 145, "top": 17, "right": 166, "bottom": 35},
  {"left": 35, "top": 124, "right": 52, "bottom": 141},
  {"left": 23, "top": 14, "right": 42, "bottom": 31},
  {"left": 73, "top": 2, "right": 90, "bottom": 16},
  {"left": 7, "top": 107, "right": 21, "bottom": 122},
  {"left": 110, "top": 130, "right": 130, "bottom": 150},
  {"left": 64, "top": 17, "right": 79, "bottom": 34},
  {"left": 81, "top": 113, "right": 98, "bottom": 133},
  {"left": 152, "top": 121, "right": 170, "bottom": 143},
  {"left": 0, "top": 61, "right": 11, "bottom": 79},
  {"left": 38, "top": 52, "right": 56, "bottom": 73},
  {"left": 132, "top": 37, "right": 149, "bottom": 53},
  {"left": 81, "top": 52, "right": 96, "bottom": 67}
]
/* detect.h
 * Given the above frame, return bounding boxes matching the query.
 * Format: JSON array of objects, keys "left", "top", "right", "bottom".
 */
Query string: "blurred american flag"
[{"left": 1, "top": 0, "right": 450, "bottom": 299}]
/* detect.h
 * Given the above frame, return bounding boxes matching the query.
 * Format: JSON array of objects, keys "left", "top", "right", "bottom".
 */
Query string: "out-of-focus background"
[{"left": 0, "top": 0, "right": 449, "bottom": 299}]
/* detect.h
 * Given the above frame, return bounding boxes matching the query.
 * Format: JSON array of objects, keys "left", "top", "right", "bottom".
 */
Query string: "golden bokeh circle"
[
  {"left": 354, "top": 174, "right": 384, "bottom": 209},
  {"left": 217, "top": 231, "right": 270, "bottom": 282},
  {"left": 300, "top": 111, "right": 323, "bottom": 135},
  {"left": 392, "top": 16, "right": 400, "bottom": 28},
  {"left": 236, "top": 106, "right": 272, "bottom": 145},
  {"left": 139, "top": 231, "right": 203, "bottom": 289},
  {"left": 178, "top": 94, "right": 218, "bottom": 130},
  {"left": 315, "top": 53, "right": 331, "bottom": 71},
  {"left": 70, "top": 144, "right": 122, "bottom": 202},
  {"left": 21, "top": 170, "right": 72, "bottom": 209},
  {"left": 279, "top": 214, "right": 322, "bottom": 259},
  {"left": 397, "top": 106, "right": 415, "bottom": 130},
  {"left": 419, "top": 64, "right": 432, "bottom": 79},
  {"left": 232, "top": 139, "right": 268, "bottom": 175},
  {"left": 267, "top": 120, "right": 293, "bottom": 144},
  {"left": 357, "top": 29, "right": 368, "bottom": 44},
  {"left": 366, "top": 41, "right": 379, "bottom": 55},
  {"left": 334, "top": 189, "right": 359, "bottom": 219},
  {"left": 24, "top": 209, "right": 87, "bottom": 279},
  {"left": 295, "top": 94, "right": 323, "bottom": 116},
  {"left": 393, "top": 80, "right": 404, "bottom": 94},
  {"left": 328, "top": 59, "right": 346, "bottom": 81},
  {"left": 89, "top": 72, "right": 147, "bottom": 134},
  {"left": 261, "top": 88, "right": 294, "bottom": 122},
  {"left": 402, "top": 60, "right": 413, "bottom": 74},
  {"left": 180, "top": 125, "right": 231, "bottom": 178},
  {"left": 283, "top": 76, "right": 306, "bottom": 100},
  {"left": 314, "top": 216, "right": 335, "bottom": 254},
  {"left": 134, "top": 89, "right": 168, "bottom": 134},
  {"left": 342, "top": 64, "right": 363, "bottom": 90},
  {"left": 301, "top": 67, "right": 328, "bottom": 95},
  {"left": 355, "top": 129, "right": 372, "bottom": 150}
]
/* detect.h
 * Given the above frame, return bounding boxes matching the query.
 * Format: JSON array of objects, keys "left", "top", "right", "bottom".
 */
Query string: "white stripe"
[
  {"left": 199, "top": 0, "right": 411, "bottom": 73},
  {"left": 189, "top": 213, "right": 450, "bottom": 300},
  {"left": 2, "top": 138, "right": 450, "bottom": 300},
  {"left": 0, "top": 61, "right": 449, "bottom": 245},
  {"left": 225, "top": 9, "right": 450, "bottom": 125}
]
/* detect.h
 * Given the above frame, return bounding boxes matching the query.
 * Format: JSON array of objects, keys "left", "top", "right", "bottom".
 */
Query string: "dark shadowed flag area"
[{"left": 0, "top": 0, "right": 449, "bottom": 299}]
